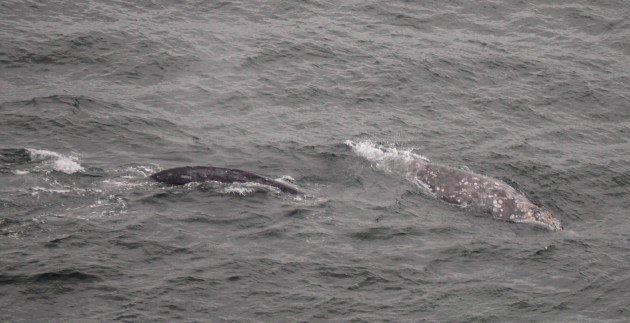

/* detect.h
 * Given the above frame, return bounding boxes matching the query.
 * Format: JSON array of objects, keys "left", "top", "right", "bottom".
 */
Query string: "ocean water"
[{"left": 1, "top": 0, "right": 629, "bottom": 321}]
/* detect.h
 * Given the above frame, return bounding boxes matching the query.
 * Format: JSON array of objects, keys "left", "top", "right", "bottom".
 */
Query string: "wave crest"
[
  {"left": 26, "top": 148, "right": 84, "bottom": 174},
  {"left": 345, "top": 140, "right": 430, "bottom": 181}
]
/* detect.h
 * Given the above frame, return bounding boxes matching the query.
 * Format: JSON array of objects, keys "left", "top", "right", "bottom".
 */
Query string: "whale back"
[
  {"left": 418, "top": 164, "right": 562, "bottom": 231},
  {"left": 150, "top": 166, "right": 301, "bottom": 195}
]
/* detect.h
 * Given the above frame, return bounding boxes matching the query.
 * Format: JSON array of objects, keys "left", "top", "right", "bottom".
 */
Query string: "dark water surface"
[{"left": 1, "top": 0, "right": 629, "bottom": 321}]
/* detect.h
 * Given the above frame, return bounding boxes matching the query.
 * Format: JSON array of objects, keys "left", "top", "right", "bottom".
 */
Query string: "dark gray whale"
[
  {"left": 150, "top": 166, "right": 301, "bottom": 195},
  {"left": 346, "top": 140, "right": 562, "bottom": 231}
]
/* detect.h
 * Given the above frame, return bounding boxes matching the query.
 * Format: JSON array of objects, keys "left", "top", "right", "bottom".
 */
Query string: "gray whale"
[
  {"left": 417, "top": 163, "right": 562, "bottom": 231},
  {"left": 150, "top": 166, "right": 301, "bottom": 195},
  {"left": 345, "top": 140, "right": 562, "bottom": 231}
]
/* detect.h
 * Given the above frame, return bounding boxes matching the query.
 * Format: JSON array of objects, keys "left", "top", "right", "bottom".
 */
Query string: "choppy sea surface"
[{"left": 1, "top": 1, "right": 629, "bottom": 321}]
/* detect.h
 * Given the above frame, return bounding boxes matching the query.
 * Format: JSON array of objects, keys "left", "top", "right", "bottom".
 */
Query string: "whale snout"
[{"left": 534, "top": 209, "right": 563, "bottom": 231}]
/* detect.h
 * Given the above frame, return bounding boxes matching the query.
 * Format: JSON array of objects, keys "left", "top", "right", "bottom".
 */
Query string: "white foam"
[
  {"left": 190, "top": 180, "right": 283, "bottom": 196},
  {"left": 101, "top": 179, "right": 147, "bottom": 189},
  {"left": 221, "top": 184, "right": 256, "bottom": 196},
  {"left": 52, "top": 158, "right": 84, "bottom": 174},
  {"left": 122, "top": 164, "right": 160, "bottom": 177},
  {"left": 30, "top": 186, "right": 72, "bottom": 194},
  {"left": 222, "top": 181, "right": 281, "bottom": 196},
  {"left": 276, "top": 175, "right": 295, "bottom": 182},
  {"left": 345, "top": 139, "right": 430, "bottom": 177},
  {"left": 13, "top": 170, "right": 29, "bottom": 175},
  {"left": 345, "top": 140, "right": 429, "bottom": 163},
  {"left": 85, "top": 194, "right": 127, "bottom": 218},
  {"left": 26, "top": 148, "right": 63, "bottom": 161},
  {"left": 26, "top": 148, "right": 84, "bottom": 174}
]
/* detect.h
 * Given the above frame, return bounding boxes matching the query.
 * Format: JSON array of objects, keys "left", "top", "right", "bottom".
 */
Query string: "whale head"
[
  {"left": 531, "top": 207, "right": 562, "bottom": 231},
  {"left": 512, "top": 197, "right": 562, "bottom": 231},
  {"left": 513, "top": 204, "right": 562, "bottom": 231}
]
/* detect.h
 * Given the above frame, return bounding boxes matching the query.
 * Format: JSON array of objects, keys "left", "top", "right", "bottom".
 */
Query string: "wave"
[
  {"left": 345, "top": 139, "right": 431, "bottom": 186},
  {"left": 0, "top": 95, "right": 201, "bottom": 157},
  {"left": 25, "top": 148, "right": 84, "bottom": 174},
  {"left": 0, "top": 269, "right": 101, "bottom": 285},
  {"left": 345, "top": 140, "right": 429, "bottom": 164},
  {"left": 0, "top": 147, "right": 84, "bottom": 174},
  {"left": 182, "top": 180, "right": 297, "bottom": 197}
]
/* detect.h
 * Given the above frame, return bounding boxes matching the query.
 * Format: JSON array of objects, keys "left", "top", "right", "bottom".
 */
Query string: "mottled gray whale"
[
  {"left": 417, "top": 163, "right": 562, "bottom": 231},
  {"left": 150, "top": 166, "right": 301, "bottom": 195},
  {"left": 346, "top": 140, "right": 562, "bottom": 231}
]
